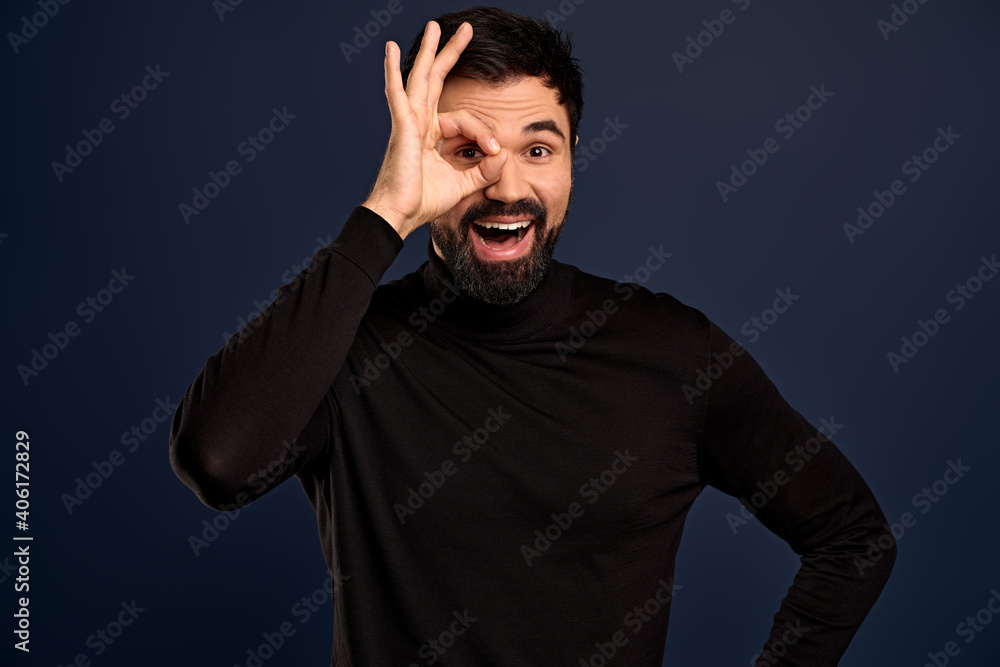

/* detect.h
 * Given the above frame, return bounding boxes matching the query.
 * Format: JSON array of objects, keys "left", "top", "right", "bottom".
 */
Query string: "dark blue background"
[{"left": 4, "top": 0, "right": 999, "bottom": 665}]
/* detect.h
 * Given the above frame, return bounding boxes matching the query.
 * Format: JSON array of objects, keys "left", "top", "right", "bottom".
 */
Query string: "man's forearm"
[
  {"left": 754, "top": 509, "right": 896, "bottom": 666},
  {"left": 697, "top": 321, "right": 896, "bottom": 665}
]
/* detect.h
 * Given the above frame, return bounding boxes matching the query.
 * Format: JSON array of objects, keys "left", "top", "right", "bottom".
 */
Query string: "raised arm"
[
  {"left": 696, "top": 321, "right": 895, "bottom": 665},
  {"left": 169, "top": 208, "right": 403, "bottom": 509},
  {"left": 170, "top": 20, "right": 506, "bottom": 510}
]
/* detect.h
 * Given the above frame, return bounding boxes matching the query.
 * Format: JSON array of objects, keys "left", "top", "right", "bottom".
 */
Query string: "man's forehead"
[{"left": 439, "top": 75, "right": 570, "bottom": 136}]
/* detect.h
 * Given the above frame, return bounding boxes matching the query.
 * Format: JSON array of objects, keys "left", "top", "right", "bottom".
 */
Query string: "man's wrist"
[{"left": 360, "top": 197, "right": 416, "bottom": 240}]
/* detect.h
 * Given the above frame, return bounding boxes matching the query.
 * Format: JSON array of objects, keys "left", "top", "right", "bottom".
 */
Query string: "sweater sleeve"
[
  {"left": 696, "top": 321, "right": 895, "bottom": 666},
  {"left": 169, "top": 206, "right": 404, "bottom": 510}
]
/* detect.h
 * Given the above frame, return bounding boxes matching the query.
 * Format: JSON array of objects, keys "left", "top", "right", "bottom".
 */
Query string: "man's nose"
[{"left": 484, "top": 154, "right": 531, "bottom": 203}]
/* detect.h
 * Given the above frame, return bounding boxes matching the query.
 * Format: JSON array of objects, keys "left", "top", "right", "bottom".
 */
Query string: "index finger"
[{"left": 438, "top": 109, "right": 501, "bottom": 156}]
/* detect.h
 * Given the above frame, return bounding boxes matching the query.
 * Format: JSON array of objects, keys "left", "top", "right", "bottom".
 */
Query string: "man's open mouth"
[{"left": 471, "top": 219, "right": 534, "bottom": 251}]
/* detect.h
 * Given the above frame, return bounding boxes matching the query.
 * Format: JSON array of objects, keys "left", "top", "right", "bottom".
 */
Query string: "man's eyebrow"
[
  {"left": 522, "top": 119, "right": 565, "bottom": 142},
  {"left": 442, "top": 117, "right": 566, "bottom": 145}
]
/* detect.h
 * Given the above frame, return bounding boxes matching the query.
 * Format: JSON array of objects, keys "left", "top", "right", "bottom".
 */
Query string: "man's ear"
[{"left": 574, "top": 134, "right": 579, "bottom": 147}]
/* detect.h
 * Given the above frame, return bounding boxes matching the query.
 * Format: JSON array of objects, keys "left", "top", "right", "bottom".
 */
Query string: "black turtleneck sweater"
[{"left": 169, "top": 205, "right": 895, "bottom": 666}]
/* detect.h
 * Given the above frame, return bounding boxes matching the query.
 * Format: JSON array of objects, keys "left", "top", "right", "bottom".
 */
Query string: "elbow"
[
  {"left": 874, "top": 526, "right": 897, "bottom": 581},
  {"left": 169, "top": 424, "right": 253, "bottom": 512},
  {"left": 852, "top": 519, "right": 897, "bottom": 588}
]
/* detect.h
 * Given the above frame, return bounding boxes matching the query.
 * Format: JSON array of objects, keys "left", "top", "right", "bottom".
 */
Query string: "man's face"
[{"left": 429, "top": 75, "right": 576, "bottom": 306}]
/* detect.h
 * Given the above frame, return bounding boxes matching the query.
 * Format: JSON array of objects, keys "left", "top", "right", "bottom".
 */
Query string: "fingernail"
[{"left": 489, "top": 138, "right": 499, "bottom": 152}]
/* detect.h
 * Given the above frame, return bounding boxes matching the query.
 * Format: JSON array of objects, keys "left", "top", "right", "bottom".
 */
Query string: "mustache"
[{"left": 461, "top": 199, "right": 547, "bottom": 230}]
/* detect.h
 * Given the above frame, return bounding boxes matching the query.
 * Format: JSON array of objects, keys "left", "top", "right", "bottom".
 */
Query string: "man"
[{"left": 170, "top": 6, "right": 895, "bottom": 665}]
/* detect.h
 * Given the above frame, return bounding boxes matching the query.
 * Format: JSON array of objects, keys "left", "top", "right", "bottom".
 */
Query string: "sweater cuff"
[{"left": 330, "top": 205, "right": 406, "bottom": 287}]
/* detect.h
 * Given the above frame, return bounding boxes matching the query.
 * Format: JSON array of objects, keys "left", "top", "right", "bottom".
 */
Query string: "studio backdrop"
[{"left": 3, "top": 0, "right": 999, "bottom": 665}]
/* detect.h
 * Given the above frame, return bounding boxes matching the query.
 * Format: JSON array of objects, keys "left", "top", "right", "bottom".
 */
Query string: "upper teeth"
[{"left": 477, "top": 220, "right": 531, "bottom": 230}]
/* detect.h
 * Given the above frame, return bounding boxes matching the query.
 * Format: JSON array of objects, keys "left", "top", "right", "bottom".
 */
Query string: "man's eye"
[{"left": 456, "top": 146, "right": 551, "bottom": 159}]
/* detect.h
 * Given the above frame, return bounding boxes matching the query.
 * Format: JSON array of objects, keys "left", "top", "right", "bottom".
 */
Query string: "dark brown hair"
[{"left": 400, "top": 6, "right": 585, "bottom": 154}]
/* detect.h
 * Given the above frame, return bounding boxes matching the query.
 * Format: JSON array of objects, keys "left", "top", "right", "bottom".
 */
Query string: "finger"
[
  {"left": 459, "top": 148, "right": 508, "bottom": 196},
  {"left": 438, "top": 109, "right": 500, "bottom": 156},
  {"left": 406, "top": 20, "right": 441, "bottom": 108},
  {"left": 384, "top": 40, "right": 410, "bottom": 122},
  {"left": 426, "top": 22, "right": 473, "bottom": 110}
]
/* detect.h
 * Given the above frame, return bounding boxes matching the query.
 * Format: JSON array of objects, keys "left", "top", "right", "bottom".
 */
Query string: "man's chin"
[{"left": 430, "top": 221, "right": 560, "bottom": 307}]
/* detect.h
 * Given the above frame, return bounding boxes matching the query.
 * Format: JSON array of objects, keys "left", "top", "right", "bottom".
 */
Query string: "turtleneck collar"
[{"left": 419, "top": 238, "right": 572, "bottom": 343}]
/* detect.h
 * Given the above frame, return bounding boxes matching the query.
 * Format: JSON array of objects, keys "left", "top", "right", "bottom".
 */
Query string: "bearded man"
[{"left": 170, "top": 6, "right": 895, "bottom": 665}]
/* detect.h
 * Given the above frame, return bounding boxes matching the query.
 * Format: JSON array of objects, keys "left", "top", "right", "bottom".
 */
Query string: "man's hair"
[{"left": 400, "top": 6, "right": 585, "bottom": 155}]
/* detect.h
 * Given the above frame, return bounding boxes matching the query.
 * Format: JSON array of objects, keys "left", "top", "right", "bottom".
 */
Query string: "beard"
[{"left": 428, "top": 191, "right": 571, "bottom": 307}]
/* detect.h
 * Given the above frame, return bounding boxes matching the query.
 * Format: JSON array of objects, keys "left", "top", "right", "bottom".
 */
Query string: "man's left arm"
[{"left": 696, "top": 320, "right": 896, "bottom": 666}]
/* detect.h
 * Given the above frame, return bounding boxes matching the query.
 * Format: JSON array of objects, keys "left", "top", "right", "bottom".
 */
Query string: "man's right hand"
[{"left": 362, "top": 20, "right": 508, "bottom": 240}]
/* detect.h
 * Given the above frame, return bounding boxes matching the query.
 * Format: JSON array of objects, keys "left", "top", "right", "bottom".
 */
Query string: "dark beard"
[{"left": 428, "top": 196, "right": 568, "bottom": 307}]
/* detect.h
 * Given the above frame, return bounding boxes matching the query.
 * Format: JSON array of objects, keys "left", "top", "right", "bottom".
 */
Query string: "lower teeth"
[{"left": 473, "top": 225, "right": 528, "bottom": 248}]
